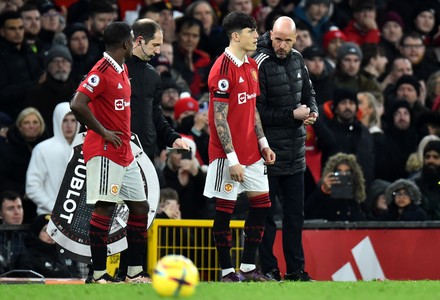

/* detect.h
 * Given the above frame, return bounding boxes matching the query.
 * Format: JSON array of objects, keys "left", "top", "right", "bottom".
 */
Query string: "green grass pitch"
[{"left": 2, "top": 281, "right": 440, "bottom": 300}]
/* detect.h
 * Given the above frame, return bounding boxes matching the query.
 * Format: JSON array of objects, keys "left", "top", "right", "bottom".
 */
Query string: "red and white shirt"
[
  {"left": 208, "top": 48, "right": 261, "bottom": 165},
  {"left": 76, "top": 52, "right": 133, "bottom": 166}
]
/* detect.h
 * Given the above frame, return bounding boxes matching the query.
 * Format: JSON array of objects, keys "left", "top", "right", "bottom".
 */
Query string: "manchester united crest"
[
  {"left": 224, "top": 183, "right": 233, "bottom": 193},
  {"left": 250, "top": 69, "right": 258, "bottom": 82},
  {"left": 111, "top": 184, "right": 119, "bottom": 195}
]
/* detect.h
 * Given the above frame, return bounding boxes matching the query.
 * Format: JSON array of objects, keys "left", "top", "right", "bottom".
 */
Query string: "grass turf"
[{"left": 2, "top": 281, "right": 440, "bottom": 300}]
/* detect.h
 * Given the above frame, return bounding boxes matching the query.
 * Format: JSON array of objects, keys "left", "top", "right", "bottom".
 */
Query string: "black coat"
[
  {"left": 385, "top": 203, "right": 427, "bottom": 221},
  {"left": 25, "top": 74, "right": 77, "bottom": 136},
  {"left": 321, "top": 117, "right": 375, "bottom": 186},
  {"left": 0, "top": 126, "right": 48, "bottom": 195},
  {"left": 14, "top": 235, "right": 79, "bottom": 278},
  {"left": 0, "top": 37, "right": 44, "bottom": 119},
  {"left": 254, "top": 31, "right": 318, "bottom": 176},
  {"left": 125, "top": 56, "right": 180, "bottom": 161},
  {"left": 305, "top": 188, "right": 366, "bottom": 221}
]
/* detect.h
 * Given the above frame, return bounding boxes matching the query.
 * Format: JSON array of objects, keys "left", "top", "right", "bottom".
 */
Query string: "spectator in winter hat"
[
  {"left": 392, "top": 74, "right": 428, "bottom": 121},
  {"left": 344, "top": 0, "right": 380, "bottom": 45},
  {"left": 25, "top": 45, "right": 76, "bottom": 135},
  {"left": 322, "top": 26, "right": 346, "bottom": 70},
  {"left": 375, "top": 100, "right": 418, "bottom": 182},
  {"left": 412, "top": 3, "right": 438, "bottom": 46},
  {"left": 150, "top": 54, "right": 171, "bottom": 74},
  {"left": 333, "top": 42, "right": 379, "bottom": 93},
  {"left": 415, "top": 140, "right": 440, "bottom": 220},
  {"left": 384, "top": 179, "right": 426, "bottom": 221},
  {"left": 64, "top": 23, "right": 96, "bottom": 84},
  {"left": 174, "top": 93, "right": 199, "bottom": 134},
  {"left": 303, "top": 45, "right": 333, "bottom": 105},
  {"left": 320, "top": 88, "right": 375, "bottom": 185},
  {"left": 379, "top": 11, "right": 404, "bottom": 64}
]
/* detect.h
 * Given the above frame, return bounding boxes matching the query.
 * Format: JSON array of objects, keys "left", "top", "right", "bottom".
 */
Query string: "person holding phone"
[
  {"left": 305, "top": 152, "right": 367, "bottom": 221},
  {"left": 163, "top": 136, "right": 208, "bottom": 219}
]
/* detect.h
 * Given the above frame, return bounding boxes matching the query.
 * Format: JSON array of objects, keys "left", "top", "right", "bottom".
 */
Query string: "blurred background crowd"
[{"left": 0, "top": 0, "right": 440, "bottom": 276}]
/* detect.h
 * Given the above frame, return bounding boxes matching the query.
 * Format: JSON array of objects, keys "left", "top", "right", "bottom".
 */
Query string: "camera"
[
  {"left": 331, "top": 172, "right": 354, "bottom": 199},
  {"left": 181, "top": 148, "right": 192, "bottom": 160}
]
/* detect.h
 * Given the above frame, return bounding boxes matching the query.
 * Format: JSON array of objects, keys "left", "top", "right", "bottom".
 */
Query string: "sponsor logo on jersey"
[
  {"left": 238, "top": 92, "right": 246, "bottom": 104},
  {"left": 218, "top": 79, "right": 229, "bottom": 91},
  {"left": 114, "top": 99, "right": 130, "bottom": 110},
  {"left": 88, "top": 74, "right": 100, "bottom": 87}
]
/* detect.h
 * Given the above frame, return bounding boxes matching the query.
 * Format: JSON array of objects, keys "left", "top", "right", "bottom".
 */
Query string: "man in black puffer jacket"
[{"left": 253, "top": 16, "right": 318, "bottom": 282}]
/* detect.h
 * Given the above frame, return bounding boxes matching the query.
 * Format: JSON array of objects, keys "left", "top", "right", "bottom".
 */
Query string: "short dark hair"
[
  {"left": 361, "top": 43, "right": 385, "bottom": 67},
  {"left": 132, "top": 18, "right": 162, "bottom": 43},
  {"left": 175, "top": 16, "right": 203, "bottom": 35},
  {"left": 87, "top": 0, "right": 115, "bottom": 17},
  {"left": 104, "top": 21, "right": 132, "bottom": 50},
  {"left": 399, "top": 31, "right": 424, "bottom": 47},
  {"left": 19, "top": 2, "right": 40, "bottom": 14},
  {"left": 0, "top": 191, "right": 21, "bottom": 207},
  {"left": 222, "top": 11, "right": 257, "bottom": 38},
  {"left": 0, "top": 11, "right": 21, "bottom": 28}
]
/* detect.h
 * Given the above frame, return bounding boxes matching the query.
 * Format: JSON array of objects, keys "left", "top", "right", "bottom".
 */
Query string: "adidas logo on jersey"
[
  {"left": 239, "top": 77, "right": 244, "bottom": 83},
  {"left": 117, "top": 83, "right": 123, "bottom": 89}
]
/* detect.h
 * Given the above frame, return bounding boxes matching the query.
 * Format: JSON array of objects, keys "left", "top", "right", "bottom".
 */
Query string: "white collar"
[
  {"left": 103, "top": 52, "right": 124, "bottom": 74},
  {"left": 225, "top": 48, "right": 249, "bottom": 67}
]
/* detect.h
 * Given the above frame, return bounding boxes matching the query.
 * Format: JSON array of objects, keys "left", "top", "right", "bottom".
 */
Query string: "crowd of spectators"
[{"left": 0, "top": 0, "right": 440, "bottom": 276}]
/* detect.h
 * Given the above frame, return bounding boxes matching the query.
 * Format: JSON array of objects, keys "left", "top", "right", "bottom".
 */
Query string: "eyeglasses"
[
  {"left": 392, "top": 190, "right": 410, "bottom": 197},
  {"left": 401, "top": 44, "right": 424, "bottom": 49}
]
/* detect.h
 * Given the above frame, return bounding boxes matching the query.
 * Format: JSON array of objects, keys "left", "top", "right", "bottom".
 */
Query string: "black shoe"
[
  {"left": 264, "top": 268, "right": 282, "bottom": 281},
  {"left": 87, "top": 273, "right": 122, "bottom": 284},
  {"left": 284, "top": 270, "right": 314, "bottom": 281}
]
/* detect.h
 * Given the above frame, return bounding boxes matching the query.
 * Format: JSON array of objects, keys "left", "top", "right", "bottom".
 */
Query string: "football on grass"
[{"left": 152, "top": 254, "right": 199, "bottom": 297}]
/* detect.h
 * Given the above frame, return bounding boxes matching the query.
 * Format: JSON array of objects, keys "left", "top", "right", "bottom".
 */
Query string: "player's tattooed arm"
[
  {"left": 254, "top": 107, "right": 265, "bottom": 140},
  {"left": 213, "top": 101, "right": 234, "bottom": 153}
]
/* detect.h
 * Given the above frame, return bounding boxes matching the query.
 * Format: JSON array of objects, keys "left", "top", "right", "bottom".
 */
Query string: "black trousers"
[{"left": 259, "top": 173, "right": 305, "bottom": 274}]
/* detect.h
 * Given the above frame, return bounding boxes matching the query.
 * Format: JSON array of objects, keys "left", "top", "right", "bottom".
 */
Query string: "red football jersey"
[
  {"left": 76, "top": 53, "right": 133, "bottom": 166},
  {"left": 207, "top": 49, "right": 261, "bottom": 165}
]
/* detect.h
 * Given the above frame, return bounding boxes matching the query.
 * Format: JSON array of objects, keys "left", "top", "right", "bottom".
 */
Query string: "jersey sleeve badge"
[{"left": 218, "top": 79, "right": 229, "bottom": 92}]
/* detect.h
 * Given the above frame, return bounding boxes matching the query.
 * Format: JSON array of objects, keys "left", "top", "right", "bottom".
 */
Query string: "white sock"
[
  {"left": 240, "top": 263, "right": 256, "bottom": 273},
  {"left": 93, "top": 270, "right": 106, "bottom": 280},
  {"left": 127, "top": 266, "right": 143, "bottom": 277},
  {"left": 222, "top": 268, "right": 235, "bottom": 277}
]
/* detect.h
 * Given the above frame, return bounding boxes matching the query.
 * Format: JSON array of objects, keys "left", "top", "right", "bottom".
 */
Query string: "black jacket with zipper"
[
  {"left": 125, "top": 55, "right": 180, "bottom": 161},
  {"left": 253, "top": 32, "right": 318, "bottom": 176}
]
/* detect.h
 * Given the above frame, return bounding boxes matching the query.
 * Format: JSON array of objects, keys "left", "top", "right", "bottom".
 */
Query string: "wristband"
[
  {"left": 226, "top": 151, "right": 240, "bottom": 166},
  {"left": 258, "top": 137, "right": 269, "bottom": 150}
]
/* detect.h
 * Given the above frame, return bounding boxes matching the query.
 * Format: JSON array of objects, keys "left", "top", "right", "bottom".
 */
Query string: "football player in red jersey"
[
  {"left": 203, "top": 11, "right": 276, "bottom": 282},
  {"left": 70, "top": 22, "right": 150, "bottom": 284}
]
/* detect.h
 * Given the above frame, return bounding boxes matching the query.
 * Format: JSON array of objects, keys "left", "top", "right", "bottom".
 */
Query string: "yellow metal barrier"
[{"left": 147, "top": 219, "right": 245, "bottom": 282}]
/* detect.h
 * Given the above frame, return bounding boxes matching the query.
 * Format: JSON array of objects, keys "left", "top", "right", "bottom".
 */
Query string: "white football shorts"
[
  {"left": 86, "top": 156, "right": 146, "bottom": 204},
  {"left": 203, "top": 157, "right": 269, "bottom": 200}
]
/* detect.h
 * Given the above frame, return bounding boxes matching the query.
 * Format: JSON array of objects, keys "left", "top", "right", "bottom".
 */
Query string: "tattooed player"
[{"left": 203, "top": 11, "right": 276, "bottom": 282}]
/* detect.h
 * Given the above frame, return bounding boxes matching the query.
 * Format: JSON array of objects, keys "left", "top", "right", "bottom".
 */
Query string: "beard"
[{"left": 422, "top": 164, "right": 440, "bottom": 185}]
